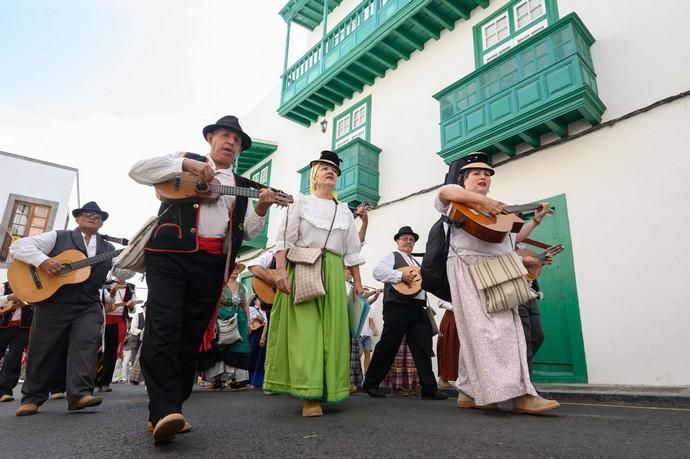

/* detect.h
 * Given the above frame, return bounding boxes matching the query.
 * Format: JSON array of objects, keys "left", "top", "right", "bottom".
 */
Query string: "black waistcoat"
[
  {"left": 383, "top": 251, "right": 423, "bottom": 305},
  {"left": 0, "top": 306, "right": 33, "bottom": 328},
  {"left": 41, "top": 229, "right": 115, "bottom": 305},
  {"left": 144, "top": 153, "right": 253, "bottom": 274}
]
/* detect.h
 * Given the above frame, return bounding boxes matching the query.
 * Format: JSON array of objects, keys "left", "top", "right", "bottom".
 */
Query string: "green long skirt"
[{"left": 263, "top": 251, "right": 350, "bottom": 402}]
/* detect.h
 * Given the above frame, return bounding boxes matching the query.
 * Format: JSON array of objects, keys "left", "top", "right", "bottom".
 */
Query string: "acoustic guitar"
[
  {"left": 8, "top": 249, "right": 123, "bottom": 303},
  {"left": 251, "top": 269, "right": 277, "bottom": 305},
  {"left": 392, "top": 266, "right": 422, "bottom": 297},
  {"left": 104, "top": 299, "right": 144, "bottom": 314},
  {"left": 517, "top": 244, "right": 565, "bottom": 281},
  {"left": 154, "top": 172, "right": 294, "bottom": 205},
  {"left": 0, "top": 294, "right": 28, "bottom": 314},
  {"left": 448, "top": 202, "right": 554, "bottom": 243}
]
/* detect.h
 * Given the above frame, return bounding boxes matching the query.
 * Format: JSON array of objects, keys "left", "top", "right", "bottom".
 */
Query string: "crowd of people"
[{"left": 0, "top": 114, "right": 560, "bottom": 447}]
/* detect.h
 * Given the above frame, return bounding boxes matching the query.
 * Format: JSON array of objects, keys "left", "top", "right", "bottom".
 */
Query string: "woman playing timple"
[
  {"left": 264, "top": 150, "right": 365, "bottom": 417},
  {"left": 435, "top": 152, "right": 559, "bottom": 414}
]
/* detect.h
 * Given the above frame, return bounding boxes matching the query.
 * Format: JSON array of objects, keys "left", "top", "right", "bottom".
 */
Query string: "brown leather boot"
[
  {"left": 456, "top": 391, "right": 499, "bottom": 410},
  {"left": 513, "top": 395, "right": 560, "bottom": 414},
  {"left": 16, "top": 403, "right": 39, "bottom": 416},
  {"left": 68, "top": 395, "right": 102, "bottom": 411},
  {"left": 148, "top": 420, "right": 192, "bottom": 433},
  {"left": 152, "top": 413, "right": 186, "bottom": 445},
  {"left": 302, "top": 400, "right": 323, "bottom": 417}
]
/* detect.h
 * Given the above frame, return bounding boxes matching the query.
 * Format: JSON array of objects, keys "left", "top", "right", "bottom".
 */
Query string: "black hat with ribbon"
[
  {"left": 393, "top": 226, "right": 419, "bottom": 242},
  {"left": 202, "top": 115, "right": 252, "bottom": 151},
  {"left": 72, "top": 201, "right": 109, "bottom": 221},
  {"left": 310, "top": 150, "right": 342, "bottom": 176},
  {"left": 459, "top": 152, "right": 494, "bottom": 175}
]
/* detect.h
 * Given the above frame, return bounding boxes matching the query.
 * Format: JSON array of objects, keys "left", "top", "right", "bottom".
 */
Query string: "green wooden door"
[{"left": 523, "top": 193, "right": 588, "bottom": 383}]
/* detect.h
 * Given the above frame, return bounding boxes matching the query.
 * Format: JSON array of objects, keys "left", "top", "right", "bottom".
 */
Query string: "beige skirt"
[{"left": 448, "top": 255, "right": 537, "bottom": 406}]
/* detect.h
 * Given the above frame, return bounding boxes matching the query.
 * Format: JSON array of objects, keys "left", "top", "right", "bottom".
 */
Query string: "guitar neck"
[
  {"left": 208, "top": 184, "right": 261, "bottom": 199},
  {"left": 66, "top": 249, "right": 124, "bottom": 271}
]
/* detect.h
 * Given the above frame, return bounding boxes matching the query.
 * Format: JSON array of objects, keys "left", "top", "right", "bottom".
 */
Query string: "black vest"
[
  {"left": 383, "top": 251, "right": 423, "bottom": 305},
  {"left": 0, "top": 306, "right": 33, "bottom": 329},
  {"left": 41, "top": 229, "right": 115, "bottom": 305},
  {"left": 144, "top": 153, "right": 253, "bottom": 274}
]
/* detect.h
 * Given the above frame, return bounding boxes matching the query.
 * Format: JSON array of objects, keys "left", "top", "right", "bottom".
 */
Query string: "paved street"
[{"left": 1, "top": 383, "right": 689, "bottom": 458}]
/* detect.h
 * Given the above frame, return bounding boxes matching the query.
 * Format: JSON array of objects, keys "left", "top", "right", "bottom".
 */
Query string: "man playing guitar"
[{"left": 0, "top": 282, "right": 32, "bottom": 403}]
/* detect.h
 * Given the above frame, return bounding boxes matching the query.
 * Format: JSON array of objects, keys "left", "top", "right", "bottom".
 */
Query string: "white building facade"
[
  {"left": 0, "top": 151, "right": 80, "bottom": 283},
  {"left": 234, "top": 0, "right": 690, "bottom": 386}
]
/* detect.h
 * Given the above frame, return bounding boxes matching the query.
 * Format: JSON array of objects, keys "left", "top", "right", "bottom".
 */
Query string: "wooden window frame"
[
  {"left": 332, "top": 96, "right": 372, "bottom": 149},
  {"left": 0, "top": 194, "right": 59, "bottom": 265}
]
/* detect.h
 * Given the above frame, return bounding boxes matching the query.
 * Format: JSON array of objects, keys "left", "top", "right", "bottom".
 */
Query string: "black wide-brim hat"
[
  {"left": 394, "top": 226, "right": 419, "bottom": 241},
  {"left": 459, "top": 152, "right": 495, "bottom": 175},
  {"left": 310, "top": 150, "right": 342, "bottom": 176},
  {"left": 72, "top": 201, "right": 109, "bottom": 221},
  {"left": 202, "top": 115, "right": 252, "bottom": 151}
]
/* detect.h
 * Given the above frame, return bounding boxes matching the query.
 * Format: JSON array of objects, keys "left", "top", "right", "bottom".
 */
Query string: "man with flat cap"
[
  {"left": 129, "top": 115, "right": 279, "bottom": 444},
  {"left": 363, "top": 226, "right": 447, "bottom": 400},
  {"left": 10, "top": 201, "right": 115, "bottom": 416}
]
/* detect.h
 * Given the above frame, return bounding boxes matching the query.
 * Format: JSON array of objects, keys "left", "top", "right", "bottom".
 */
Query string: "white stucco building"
[
  {"left": 0, "top": 151, "right": 80, "bottom": 283},
  {"left": 233, "top": 0, "right": 690, "bottom": 386}
]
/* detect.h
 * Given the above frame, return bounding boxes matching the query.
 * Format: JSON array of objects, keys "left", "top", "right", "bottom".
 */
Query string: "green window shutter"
[
  {"left": 331, "top": 96, "right": 372, "bottom": 149},
  {"left": 240, "top": 160, "right": 272, "bottom": 253},
  {"left": 473, "top": 0, "right": 559, "bottom": 68}
]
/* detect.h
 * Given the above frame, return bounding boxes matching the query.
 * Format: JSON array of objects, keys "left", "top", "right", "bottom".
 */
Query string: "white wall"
[{"left": 242, "top": 0, "right": 690, "bottom": 385}]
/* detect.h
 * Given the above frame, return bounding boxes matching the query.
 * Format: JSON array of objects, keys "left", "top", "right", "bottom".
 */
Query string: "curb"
[{"left": 534, "top": 390, "right": 690, "bottom": 409}]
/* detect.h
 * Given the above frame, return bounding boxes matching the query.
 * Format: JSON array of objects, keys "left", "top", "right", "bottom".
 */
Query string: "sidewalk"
[{"left": 534, "top": 384, "right": 690, "bottom": 408}]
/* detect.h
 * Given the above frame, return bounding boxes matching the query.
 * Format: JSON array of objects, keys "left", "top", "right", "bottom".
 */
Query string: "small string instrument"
[
  {"left": 154, "top": 172, "right": 293, "bottom": 206},
  {"left": 8, "top": 249, "right": 123, "bottom": 303},
  {"left": 251, "top": 269, "right": 277, "bottom": 305},
  {"left": 104, "top": 300, "right": 144, "bottom": 314},
  {"left": 448, "top": 202, "right": 554, "bottom": 243},
  {"left": 517, "top": 244, "right": 565, "bottom": 281},
  {"left": 0, "top": 294, "right": 29, "bottom": 314},
  {"left": 392, "top": 266, "right": 422, "bottom": 297}
]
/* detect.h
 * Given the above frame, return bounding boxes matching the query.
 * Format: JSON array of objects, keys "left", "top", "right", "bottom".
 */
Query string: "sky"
[{"left": 0, "top": 0, "right": 308, "bottom": 248}]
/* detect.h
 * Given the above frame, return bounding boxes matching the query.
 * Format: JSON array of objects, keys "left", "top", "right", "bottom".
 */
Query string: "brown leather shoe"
[
  {"left": 16, "top": 403, "right": 39, "bottom": 416},
  {"left": 0, "top": 394, "right": 14, "bottom": 402},
  {"left": 152, "top": 413, "right": 186, "bottom": 445},
  {"left": 457, "top": 391, "right": 499, "bottom": 410},
  {"left": 302, "top": 400, "right": 323, "bottom": 417},
  {"left": 148, "top": 420, "right": 192, "bottom": 433},
  {"left": 49, "top": 392, "right": 66, "bottom": 400},
  {"left": 513, "top": 394, "right": 560, "bottom": 414},
  {"left": 68, "top": 395, "right": 102, "bottom": 411}
]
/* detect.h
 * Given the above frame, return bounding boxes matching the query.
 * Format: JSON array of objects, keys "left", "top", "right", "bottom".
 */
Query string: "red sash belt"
[
  {"left": 198, "top": 236, "right": 223, "bottom": 255},
  {"left": 8, "top": 320, "right": 21, "bottom": 327}
]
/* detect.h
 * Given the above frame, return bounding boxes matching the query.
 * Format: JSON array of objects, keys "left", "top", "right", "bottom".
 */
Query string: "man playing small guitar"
[
  {"left": 362, "top": 226, "right": 447, "bottom": 401},
  {"left": 0, "top": 282, "right": 32, "bottom": 403},
  {"left": 9, "top": 201, "right": 114, "bottom": 416},
  {"left": 128, "top": 115, "right": 282, "bottom": 444}
]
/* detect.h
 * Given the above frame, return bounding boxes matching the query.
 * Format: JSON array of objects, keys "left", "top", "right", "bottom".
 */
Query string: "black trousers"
[
  {"left": 363, "top": 300, "right": 438, "bottom": 396},
  {"left": 21, "top": 302, "right": 102, "bottom": 407},
  {"left": 0, "top": 327, "right": 30, "bottom": 396},
  {"left": 96, "top": 324, "right": 119, "bottom": 387},
  {"left": 518, "top": 299, "right": 544, "bottom": 375},
  {"left": 141, "top": 251, "right": 225, "bottom": 424},
  {"left": 50, "top": 335, "right": 68, "bottom": 393}
]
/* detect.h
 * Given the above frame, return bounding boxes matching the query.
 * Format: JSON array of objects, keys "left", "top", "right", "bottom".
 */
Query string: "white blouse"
[
  {"left": 275, "top": 194, "right": 365, "bottom": 267},
  {"left": 434, "top": 184, "right": 514, "bottom": 257}
]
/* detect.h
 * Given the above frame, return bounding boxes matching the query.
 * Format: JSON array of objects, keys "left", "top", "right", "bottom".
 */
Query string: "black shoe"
[
  {"left": 364, "top": 386, "right": 387, "bottom": 398},
  {"left": 421, "top": 391, "right": 449, "bottom": 400}
]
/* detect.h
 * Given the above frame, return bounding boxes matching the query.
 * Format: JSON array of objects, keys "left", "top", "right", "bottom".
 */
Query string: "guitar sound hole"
[
  {"left": 196, "top": 183, "right": 210, "bottom": 193},
  {"left": 58, "top": 267, "right": 73, "bottom": 276}
]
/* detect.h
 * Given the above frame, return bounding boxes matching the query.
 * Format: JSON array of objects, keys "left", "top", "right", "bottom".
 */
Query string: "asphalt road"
[{"left": 1, "top": 384, "right": 689, "bottom": 458}]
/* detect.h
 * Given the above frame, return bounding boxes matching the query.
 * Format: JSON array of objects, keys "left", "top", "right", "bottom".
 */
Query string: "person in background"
[
  {"left": 0, "top": 282, "right": 33, "bottom": 403},
  {"left": 436, "top": 300, "right": 459, "bottom": 390}
]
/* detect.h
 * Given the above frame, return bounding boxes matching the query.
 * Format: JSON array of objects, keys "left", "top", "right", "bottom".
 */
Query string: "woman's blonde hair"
[{"left": 309, "top": 163, "right": 338, "bottom": 200}]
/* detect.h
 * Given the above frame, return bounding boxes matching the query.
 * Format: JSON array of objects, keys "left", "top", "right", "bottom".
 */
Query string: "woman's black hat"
[
  {"left": 72, "top": 201, "right": 109, "bottom": 221},
  {"left": 394, "top": 226, "right": 419, "bottom": 241},
  {"left": 202, "top": 115, "right": 252, "bottom": 151},
  {"left": 310, "top": 150, "right": 342, "bottom": 176}
]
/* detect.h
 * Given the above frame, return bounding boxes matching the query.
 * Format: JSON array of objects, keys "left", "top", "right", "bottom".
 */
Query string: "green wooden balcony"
[
  {"left": 298, "top": 138, "right": 382, "bottom": 207},
  {"left": 433, "top": 13, "right": 606, "bottom": 164},
  {"left": 280, "top": 0, "right": 344, "bottom": 30},
  {"left": 280, "top": 0, "right": 488, "bottom": 126},
  {"left": 235, "top": 140, "right": 278, "bottom": 175}
]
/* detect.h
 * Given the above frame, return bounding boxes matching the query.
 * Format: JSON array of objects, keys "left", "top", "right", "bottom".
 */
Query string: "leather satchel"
[
  {"left": 217, "top": 313, "right": 241, "bottom": 345},
  {"left": 468, "top": 252, "right": 537, "bottom": 313},
  {"left": 284, "top": 200, "right": 338, "bottom": 304}
]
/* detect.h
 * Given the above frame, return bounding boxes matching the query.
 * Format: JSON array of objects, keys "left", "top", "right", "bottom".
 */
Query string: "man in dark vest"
[
  {"left": 9, "top": 201, "right": 115, "bottom": 416},
  {"left": 129, "top": 115, "right": 278, "bottom": 445},
  {"left": 0, "top": 281, "right": 33, "bottom": 403},
  {"left": 362, "top": 226, "right": 447, "bottom": 400}
]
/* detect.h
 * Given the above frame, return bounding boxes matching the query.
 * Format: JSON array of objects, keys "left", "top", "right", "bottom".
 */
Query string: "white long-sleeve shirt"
[
  {"left": 129, "top": 152, "right": 265, "bottom": 239},
  {"left": 10, "top": 230, "right": 98, "bottom": 268},
  {"left": 129, "top": 309, "right": 145, "bottom": 336},
  {"left": 372, "top": 251, "right": 425, "bottom": 301},
  {"left": 275, "top": 194, "right": 365, "bottom": 267}
]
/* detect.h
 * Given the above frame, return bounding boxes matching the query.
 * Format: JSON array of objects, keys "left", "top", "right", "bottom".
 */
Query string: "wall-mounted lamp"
[{"left": 320, "top": 119, "right": 328, "bottom": 133}]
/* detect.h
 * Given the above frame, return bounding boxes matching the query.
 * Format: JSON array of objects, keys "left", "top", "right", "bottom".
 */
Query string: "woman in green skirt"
[{"left": 264, "top": 150, "right": 364, "bottom": 417}]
